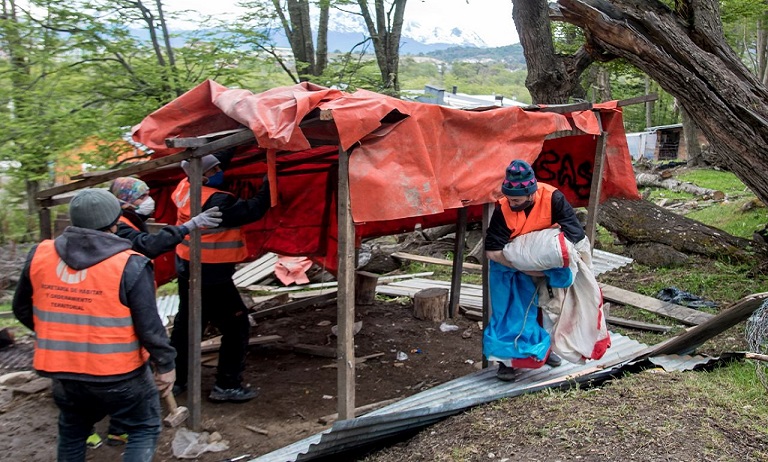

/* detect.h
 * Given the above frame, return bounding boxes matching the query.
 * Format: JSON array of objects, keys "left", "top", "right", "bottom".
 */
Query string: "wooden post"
[
  {"left": 187, "top": 155, "right": 203, "bottom": 431},
  {"left": 413, "top": 288, "right": 448, "bottom": 321},
  {"left": 585, "top": 110, "right": 607, "bottom": 251},
  {"left": 354, "top": 271, "right": 379, "bottom": 305},
  {"left": 336, "top": 147, "right": 356, "bottom": 421},
  {"left": 449, "top": 207, "right": 468, "bottom": 318},
  {"left": 481, "top": 202, "right": 494, "bottom": 368},
  {"left": 39, "top": 207, "right": 52, "bottom": 240}
]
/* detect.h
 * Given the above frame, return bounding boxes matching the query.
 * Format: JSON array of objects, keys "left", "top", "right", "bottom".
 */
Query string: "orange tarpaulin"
[{"left": 132, "top": 81, "right": 639, "bottom": 284}]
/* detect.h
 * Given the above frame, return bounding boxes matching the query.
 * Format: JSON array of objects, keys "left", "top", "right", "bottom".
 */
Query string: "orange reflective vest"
[
  {"left": 29, "top": 240, "right": 149, "bottom": 376},
  {"left": 118, "top": 215, "right": 140, "bottom": 231},
  {"left": 172, "top": 179, "right": 248, "bottom": 263},
  {"left": 499, "top": 183, "right": 558, "bottom": 240}
]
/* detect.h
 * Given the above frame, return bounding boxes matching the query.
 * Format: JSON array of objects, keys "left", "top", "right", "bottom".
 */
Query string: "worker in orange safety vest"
[
  {"left": 170, "top": 150, "right": 270, "bottom": 403},
  {"left": 12, "top": 188, "right": 176, "bottom": 461}
]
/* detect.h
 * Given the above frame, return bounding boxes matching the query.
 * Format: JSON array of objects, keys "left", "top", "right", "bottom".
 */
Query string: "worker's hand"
[
  {"left": 183, "top": 206, "right": 222, "bottom": 231},
  {"left": 154, "top": 368, "right": 176, "bottom": 398}
]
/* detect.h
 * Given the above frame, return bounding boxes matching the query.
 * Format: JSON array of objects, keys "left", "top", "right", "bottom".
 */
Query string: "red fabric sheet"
[{"left": 132, "top": 81, "right": 640, "bottom": 284}]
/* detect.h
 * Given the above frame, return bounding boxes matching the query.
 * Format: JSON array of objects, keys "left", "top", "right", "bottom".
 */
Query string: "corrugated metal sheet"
[
  {"left": 251, "top": 331, "right": 691, "bottom": 462},
  {"left": 591, "top": 248, "right": 634, "bottom": 276},
  {"left": 156, "top": 295, "right": 179, "bottom": 327}
]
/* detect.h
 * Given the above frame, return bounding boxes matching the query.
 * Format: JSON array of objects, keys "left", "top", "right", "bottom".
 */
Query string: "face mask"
[
  {"left": 508, "top": 199, "right": 533, "bottom": 212},
  {"left": 204, "top": 171, "right": 224, "bottom": 187},
  {"left": 136, "top": 196, "right": 155, "bottom": 217}
]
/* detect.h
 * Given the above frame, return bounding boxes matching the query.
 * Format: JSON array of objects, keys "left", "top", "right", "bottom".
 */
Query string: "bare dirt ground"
[
  {"left": 0, "top": 293, "right": 484, "bottom": 461},
  {"left": 1, "top": 255, "right": 765, "bottom": 461}
]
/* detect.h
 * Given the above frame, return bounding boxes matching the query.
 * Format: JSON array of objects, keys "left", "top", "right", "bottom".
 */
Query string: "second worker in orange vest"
[{"left": 171, "top": 151, "right": 271, "bottom": 403}]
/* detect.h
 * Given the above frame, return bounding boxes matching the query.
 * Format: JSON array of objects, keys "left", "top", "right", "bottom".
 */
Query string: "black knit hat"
[{"left": 501, "top": 159, "right": 538, "bottom": 196}]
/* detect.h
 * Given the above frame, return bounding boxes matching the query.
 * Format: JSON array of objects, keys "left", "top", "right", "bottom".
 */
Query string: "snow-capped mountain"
[{"left": 321, "top": 9, "right": 489, "bottom": 54}]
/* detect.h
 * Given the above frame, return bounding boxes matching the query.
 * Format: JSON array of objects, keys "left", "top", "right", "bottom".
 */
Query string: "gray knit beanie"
[
  {"left": 69, "top": 189, "right": 122, "bottom": 230},
  {"left": 181, "top": 155, "right": 221, "bottom": 177}
]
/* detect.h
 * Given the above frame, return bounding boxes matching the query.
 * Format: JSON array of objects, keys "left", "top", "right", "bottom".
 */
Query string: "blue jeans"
[{"left": 52, "top": 366, "right": 161, "bottom": 462}]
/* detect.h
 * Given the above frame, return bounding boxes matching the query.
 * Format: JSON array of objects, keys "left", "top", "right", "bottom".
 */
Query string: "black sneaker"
[
  {"left": 208, "top": 385, "right": 258, "bottom": 403},
  {"left": 496, "top": 363, "right": 516, "bottom": 382},
  {"left": 546, "top": 352, "right": 562, "bottom": 367},
  {"left": 172, "top": 384, "right": 187, "bottom": 397}
]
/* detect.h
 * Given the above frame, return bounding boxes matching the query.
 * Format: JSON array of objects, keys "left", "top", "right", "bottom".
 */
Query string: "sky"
[{"left": 162, "top": 0, "right": 518, "bottom": 47}]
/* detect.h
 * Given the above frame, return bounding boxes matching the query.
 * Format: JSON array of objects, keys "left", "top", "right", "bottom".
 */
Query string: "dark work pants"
[
  {"left": 172, "top": 276, "right": 250, "bottom": 390},
  {"left": 53, "top": 366, "right": 161, "bottom": 462}
]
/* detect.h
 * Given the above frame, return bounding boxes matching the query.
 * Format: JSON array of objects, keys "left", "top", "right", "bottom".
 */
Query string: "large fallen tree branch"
[{"left": 598, "top": 198, "right": 767, "bottom": 262}]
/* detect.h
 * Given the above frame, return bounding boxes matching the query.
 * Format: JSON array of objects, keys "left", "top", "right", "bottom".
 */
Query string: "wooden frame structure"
[{"left": 34, "top": 94, "right": 656, "bottom": 429}]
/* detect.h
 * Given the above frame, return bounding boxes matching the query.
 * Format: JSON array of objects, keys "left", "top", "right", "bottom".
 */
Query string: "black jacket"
[{"left": 116, "top": 208, "right": 189, "bottom": 259}]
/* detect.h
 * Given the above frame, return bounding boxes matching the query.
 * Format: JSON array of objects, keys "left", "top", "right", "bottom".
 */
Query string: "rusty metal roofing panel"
[{"left": 250, "top": 331, "right": 649, "bottom": 462}]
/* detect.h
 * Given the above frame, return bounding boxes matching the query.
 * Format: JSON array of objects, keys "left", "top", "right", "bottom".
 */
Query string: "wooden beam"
[
  {"left": 249, "top": 291, "right": 337, "bottom": 320},
  {"left": 39, "top": 207, "right": 52, "bottom": 240},
  {"left": 200, "top": 334, "right": 283, "bottom": 354},
  {"left": 643, "top": 292, "right": 768, "bottom": 357},
  {"left": 481, "top": 202, "right": 493, "bottom": 369},
  {"left": 165, "top": 128, "right": 249, "bottom": 148},
  {"left": 605, "top": 316, "right": 673, "bottom": 333},
  {"left": 585, "top": 111, "right": 607, "bottom": 250},
  {"left": 616, "top": 93, "right": 658, "bottom": 107},
  {"left": 525, "top": 101, "right": 592, "bottom": 114},
  {"left": 391, "top": 251, "right": 482, "bottom": 271},
  {"left": 449, "top": 207, "right": 468, "bottom": 318},
  {"left": 36, "top": 129, "right": 256, "bottom": 202},
  {"left": 599, "top": 283, "right": 714, "bottom": 326},
  {"left": 336, "top": 146, "right": 356, "bottom": 420},
  {"left": 317, "top": 397, "right": 401, "bottom": 425}
]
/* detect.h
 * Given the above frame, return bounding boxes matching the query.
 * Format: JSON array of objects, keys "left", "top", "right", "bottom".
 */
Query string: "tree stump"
[
  {"left": 413, "top": 288, "right": 448, "bottom": 321},
  {"left": 355, "top": 271, "right": 379, "bottom": 305}
]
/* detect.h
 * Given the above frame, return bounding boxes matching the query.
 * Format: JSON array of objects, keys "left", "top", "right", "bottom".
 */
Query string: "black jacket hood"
[{"left": 54, "top": 226, "right": 133, "bottom": 270}]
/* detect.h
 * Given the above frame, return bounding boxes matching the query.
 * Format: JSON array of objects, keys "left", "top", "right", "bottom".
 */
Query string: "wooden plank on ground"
[
  {"left": 605, "top": 316, "right": 673, "bottom": 333},
  {"left": 249, "top": 291, "right": 337, "bottom": 320},
  {"left": 317, "top": 397, "right": 402, "bottom": 425},
  {"left": 200, "top": 334, "right": 282, "bottom": 354},
  {"left": 233, "top": 253, "right": 279, "bottom": 287},
  {"left": 599, "top": 283, "right": 714, "bottom": 326},
  {"left": 320, "top": 352, "right": 385, "bottom": 369}
]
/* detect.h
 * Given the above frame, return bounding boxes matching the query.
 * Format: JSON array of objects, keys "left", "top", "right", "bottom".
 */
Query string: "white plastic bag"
[{"left": 171, "top": 427, "right": 229, "bottom": 459}]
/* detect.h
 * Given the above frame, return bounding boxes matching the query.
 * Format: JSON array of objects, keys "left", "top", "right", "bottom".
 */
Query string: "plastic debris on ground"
[
  {"left": 439, "top": 322, "right": 460, "bottom": 332},
  {"left": 656, "top": 287, "right": 719, "bottom": 309},
  {"left": 171, "top": 427, "right": 229, "bottom": 459}
]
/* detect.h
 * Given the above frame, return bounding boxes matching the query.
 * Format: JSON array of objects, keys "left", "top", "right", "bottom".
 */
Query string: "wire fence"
[{"left": 746, "top": 299, "right": 768, "bottom": 392}]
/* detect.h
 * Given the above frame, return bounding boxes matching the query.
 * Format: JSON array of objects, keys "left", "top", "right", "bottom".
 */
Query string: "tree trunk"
[
  {"left": 598, "top": 198, "right": 766, "bottom": 262},
  {"left": 681, "top": 107, "right": 705, "bottom": 167},
  {"left": 512, "top": 0, "right": 593, "bottom": 104},
  {"left": 557, "top": 0, "right": 768, "bottom": 208},
  {"left": 358, "top": 0, "right": 406, "bottom": 92}
]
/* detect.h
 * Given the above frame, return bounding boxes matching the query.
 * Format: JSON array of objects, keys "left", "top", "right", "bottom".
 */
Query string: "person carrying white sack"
[{"left": 484, "top": 159, "right": 609, "bottom": 382}]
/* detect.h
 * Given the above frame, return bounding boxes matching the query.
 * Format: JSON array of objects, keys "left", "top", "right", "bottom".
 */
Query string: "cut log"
[
  {"left": 413, "top": 287, "right": 448, "bottom": 321},
  {"left": 635, "top": 173, "right": 725, "bottom": 200},
  {"left": 355, "top": 271, "right": 379, "bottom": 305},
  {"left": 598, "top": 198, "right": 767, "bottom": 262}
]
